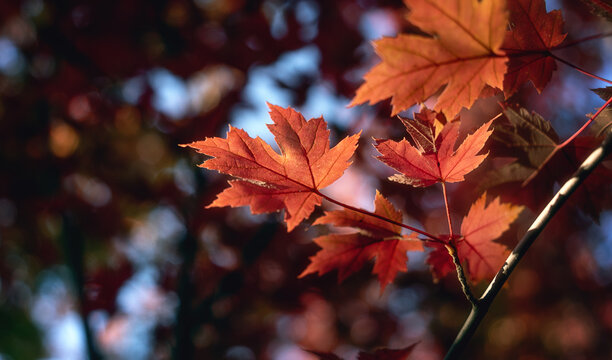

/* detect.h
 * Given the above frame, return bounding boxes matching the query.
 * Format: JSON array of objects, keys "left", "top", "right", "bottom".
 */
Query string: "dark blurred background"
[{"left": 0, "top": 0, "right": 611, "bottom": 359}]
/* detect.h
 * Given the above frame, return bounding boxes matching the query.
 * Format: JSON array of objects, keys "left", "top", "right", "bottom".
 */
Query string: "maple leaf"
[
  {"left": 375, "top": 109, "right": 493, "bottom": 187},
  {"left": 181, "top": 103, "right": 360, "bottom": 231},
  {"left": 350, "top": 0, "right": 508, "bottom": 118},
  {"left": 299, "top": 191, "right": 423, "bottom": 293},
  {"left": 427, "top": 193, "right": 523, "bottom": 282},
  {"left": 482, "top": 106, "right": 612, "bottom": 220},
  {"left": 592, "top": 87, "right": 612, "bottom": 137},
  {"left": 307, "top": 343, "right": 417, "bottom": 360},
  {"left": 479, "top": 107, "right": 561, "bottom": 211},
  {"left": 502, "top": 0, "right": 567, "bottom": 97},
  {"left": 492, "top": 107, "right": 559, "bottom": 168},
  {"left": 592, "top": 86, "right": 612, "bottom": 102}
]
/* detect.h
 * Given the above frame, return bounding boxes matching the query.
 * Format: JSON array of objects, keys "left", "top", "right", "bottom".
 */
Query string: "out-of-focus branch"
[{"left": 61, "top": 213, "right": 102, "bottom": 360}]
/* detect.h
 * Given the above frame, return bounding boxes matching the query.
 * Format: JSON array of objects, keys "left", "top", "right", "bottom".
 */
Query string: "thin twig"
[
  {"left": 444, "top": 128, "right": 612, "bottom": 360},
  {"left": 446, "top": 243, "right": 478, "bottom": 307},
  {"left": 317, "top": 191, "right": 443, "bottom": 242}
]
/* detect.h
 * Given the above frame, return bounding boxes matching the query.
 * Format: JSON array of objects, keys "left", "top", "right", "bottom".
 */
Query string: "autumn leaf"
[
  {"left": 350, "top": 0, "right": 508, "bottom": 118},
  {"left": 307, "top": 343, "right": 417, "bottom": 360},
  {"left": 493, "top": 107, "right": 559, "bottom": 168},
  {"left": 181, "top": 103, "right": 360, "bottom": 231},
  {"left": 479, "top": 107, "right": 560, "bottom": 209},
  {"left": 592, "top": 87, "right": 612, "bottom": 137},
  {"left": 482, "top": 106, "right": 612, "bottom": 220},
  {"left": 427, "top": 193, "right": 523, "bottom": 282},
  {"left": 375, "top": 109, "right": 493, "bottom": 187},
  {"left": 299, "top": 191, "right": 423, "bottom": 292},
  {"left": 503, "top": 0, "right": 567, "bottom": 97},
  {"left": 592, "top": 86, "right": 612, "bottom": 102},
  {"left": 482, "top": 107, "right": 567, "bottom": 208}
]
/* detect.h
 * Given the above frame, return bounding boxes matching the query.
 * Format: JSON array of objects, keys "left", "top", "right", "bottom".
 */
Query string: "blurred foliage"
[
  {"left": 0, "top": 0, "right": 611, "bottom": 359},
  {"left": 0, "top": 304, "right": 43, "bottom": 360}
]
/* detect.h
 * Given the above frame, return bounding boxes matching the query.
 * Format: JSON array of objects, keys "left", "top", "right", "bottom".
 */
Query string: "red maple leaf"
[
  {"left": 427, "top": 193, "right": 523, "bottom": 282},
  {"left": 181, "top": 103, "right": 360, "bottom": 231},
  {"left": 502, "top": 0, "right": 567, "bottom": 96},
  {"left": 350, "top": 0, "right": 508, "bottom": 118},
  {"left": 375, "top": 109, "right": 493, "bottom": 187},
  {"left": 299, "top": 191, "right": 423, "bottom": 293}
]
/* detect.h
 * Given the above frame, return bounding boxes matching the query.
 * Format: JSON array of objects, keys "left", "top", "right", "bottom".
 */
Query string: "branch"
[
  {"left": 61, "top": 213, "right": 102, "bottom": 360},
  {"left": 172, "top": 229, "right": 197, "bottom": 359},
  {"left": 446, "top": 243, "right": 478, "bottom": 307},
  {"left": 444, "top": 127, "right": 612, "bottom": 360}
]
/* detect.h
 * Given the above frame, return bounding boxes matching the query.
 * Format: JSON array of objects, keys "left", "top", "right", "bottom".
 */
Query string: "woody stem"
[
  {"left": 441, "top": 182, "right": 476, "bottom": 305},
  {"left": 447, "top": 243, "right": 478, "bottom": 307},
  {"left": 444, "top": 128, "right": 612, "bottom": 360},
  {"left": 316, "top": 191, "right": 442, "bottom": 242}
]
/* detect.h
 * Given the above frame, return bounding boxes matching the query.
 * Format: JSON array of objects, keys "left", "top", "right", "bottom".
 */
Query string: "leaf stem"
[
  {"left": 441, "top": 182, "right": 454, "bottom": 237},
  {"left": 548, "top": 52, "right": 612, "bottom": 85},
  {"left": 444, "top": 127, "right": 612, "bottom": 360},
  {"left": 523, "top": 95, "right": 612, "bottom": 185},
  {"left": 317, "top": 191, "right": 442, "bottom": 242},
  {"left": 554, "top": 32, "right": 612, "bottom": 51},
  {"left": 446, "top": 243, "right": 478, "bottom": 307},
  {"left": 559, "top": 95, "right": 612, "bottom": 147},
  {"left": 440, "top": 182, "right": 477, "bottom": 305}
]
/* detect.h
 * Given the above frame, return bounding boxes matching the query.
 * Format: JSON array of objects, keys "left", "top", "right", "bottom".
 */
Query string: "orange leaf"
[
  {"left": 181, "top": 103, "right": 360, "bottom": 231},
  {"left": 350, "top": 0, "right": 508, "bottom": 118},
  {"left": 503, "top": 0, "right": 567, "bottom": 96},
  {"left": 375, "top": 109, "right": 493, "bottom": 187},
  {"left": 300, "top": 191, "right": 423, "bottom": 293},
  {"left": 427, "top": 193, "right": 523, "bottom": 282}
]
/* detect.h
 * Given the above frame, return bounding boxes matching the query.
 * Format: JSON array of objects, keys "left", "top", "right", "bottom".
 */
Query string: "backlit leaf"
[
  {"left": 300, "top": 191, "right": 423, "bottom": 292},
  {"left": 375, "top": 109, "right": 493, "bottom": 187},
  {"left": 503, "top": 0, "right": 567, "bottom": 96},
  {"left": 181, "top": 103, "right": 359, "bottom": 231},
  {"left": 350, "top": 0, "right": 508, "bottom": 118}
]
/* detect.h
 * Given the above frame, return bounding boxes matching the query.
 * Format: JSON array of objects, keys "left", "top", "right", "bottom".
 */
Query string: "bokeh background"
[{"left": 1, "top": 0, "right": 612, "bottom": 359}]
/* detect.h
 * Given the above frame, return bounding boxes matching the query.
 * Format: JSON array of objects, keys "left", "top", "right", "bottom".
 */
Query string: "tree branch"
[
  {"left": 444, "top": 128, "right": 612, "bottom": 360},
  {"left": 61, "top": 213, "right": 102, "bottom": 360},
  {"left": 446, "top": 243, "right": 478, "bottom": 307}
]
